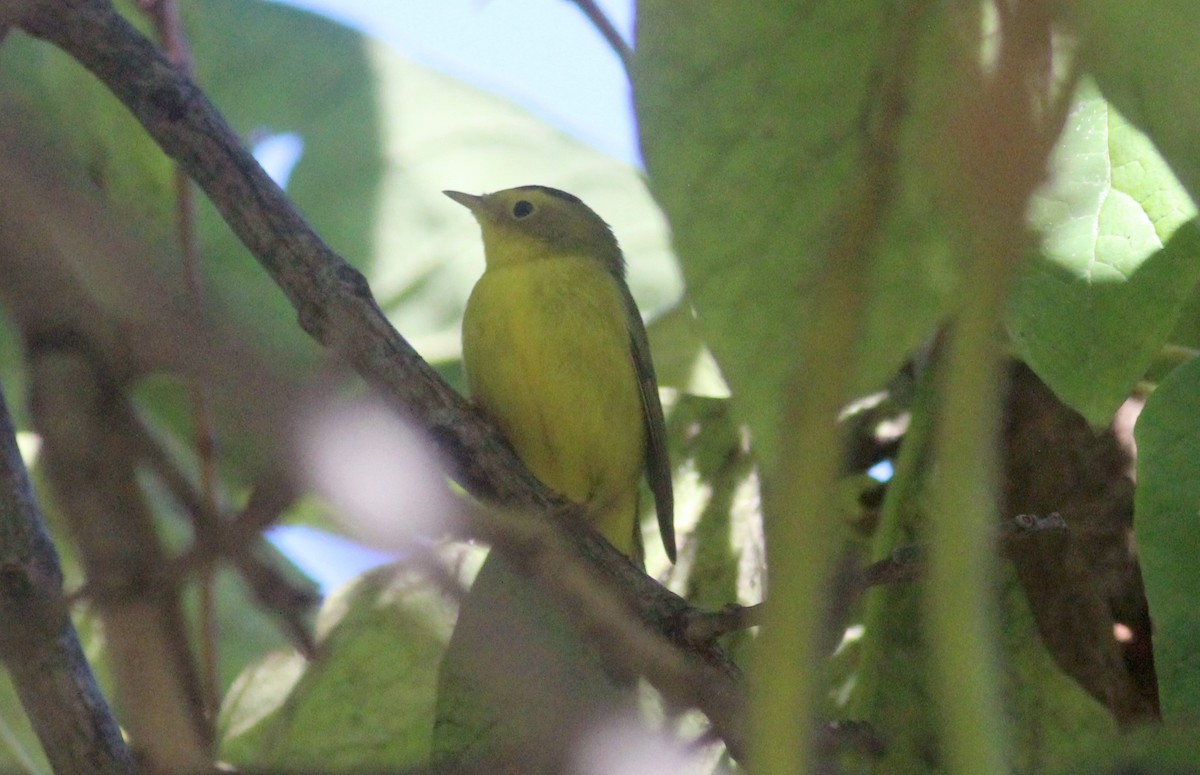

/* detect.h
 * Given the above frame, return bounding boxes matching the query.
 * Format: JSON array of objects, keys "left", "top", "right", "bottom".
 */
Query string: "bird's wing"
[{"left": 618, "top": 283, "right": 676, "bottom": 563}]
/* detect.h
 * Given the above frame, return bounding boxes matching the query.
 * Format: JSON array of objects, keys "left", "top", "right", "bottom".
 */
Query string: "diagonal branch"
[{"left": 0, "top": 375, "right": 134, "bottom": 774}]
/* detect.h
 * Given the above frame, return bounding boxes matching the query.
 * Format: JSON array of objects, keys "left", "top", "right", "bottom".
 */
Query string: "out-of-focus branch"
[
  {"left": 14, "top": 0, "right": 750, "bottom": 757},
  {"left": 0, "top": 374, "right": 135, "bottom": 774},
  {"left": 684, "top": 603, "right": 764, "bottom": 646},
  {"left": 28, "top": 341, "right": 212, "bottom": 772},
  {"left": 164, "top": 464, "right": 320, "bottom": 657}
]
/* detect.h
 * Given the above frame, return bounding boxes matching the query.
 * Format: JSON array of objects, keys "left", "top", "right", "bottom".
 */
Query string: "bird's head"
[{"left": 444, "top": 185, "right": 624, "bottom": 274}]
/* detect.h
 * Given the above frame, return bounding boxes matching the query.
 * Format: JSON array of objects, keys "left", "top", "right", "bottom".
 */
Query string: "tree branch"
[{"left": 0, "top": 374, "right": 135, "bottom": 774}]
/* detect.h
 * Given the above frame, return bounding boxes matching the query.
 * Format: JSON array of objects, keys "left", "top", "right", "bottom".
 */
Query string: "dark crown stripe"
[{"left": 513, "top": 184, "right": 582, "bottom": 204}]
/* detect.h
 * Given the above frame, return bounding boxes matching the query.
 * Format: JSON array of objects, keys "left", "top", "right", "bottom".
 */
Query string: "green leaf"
[
  {"left": 1009, "top": 83, "right": 1200, "bottom": 425},
  {"left": 220, "top": 556, "right": 474, "bottom": 770},
  {"left": 997, "top": 569, "right": 1116, "bottom": 775},
  {"left": 633, "top": 7, "right": 960, "bottom": 772},
  {"left": 632, "top": 4, "right": 953, "bottom": 462},
  {"left": 1080, "top": 724, "right": 1200, "bottom": 774},
  {"left": 1065, "top": 1, "right": 1200, "bottom": 204},
  {"left": 1133, "top": 355, "right": 1200, "bottom": 718},
  {"left": 644, "top": 304, "right": 728, "bottom": 397},
  {"left": 216, "top": 651, "right": 307, "bottom": 753},
  {"left": 634, "top": 3, "right": 859, "bottom": 463}
]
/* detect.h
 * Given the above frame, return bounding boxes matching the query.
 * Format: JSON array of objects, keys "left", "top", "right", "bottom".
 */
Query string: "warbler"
[{"left": 446, "top": 185, "right": 675, "bottom": 562}]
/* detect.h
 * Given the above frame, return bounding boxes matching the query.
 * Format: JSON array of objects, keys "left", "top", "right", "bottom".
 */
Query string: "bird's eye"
[{"left": 512, "top": 200, "right": 535, "bottom": 218}]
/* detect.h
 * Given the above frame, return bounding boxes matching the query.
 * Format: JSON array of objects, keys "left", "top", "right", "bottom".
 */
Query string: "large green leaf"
[
  {"left": 1009, "top": 83, "right": 1200, "bottom": 425},
  {"left": 633, "top": 6, "right": 963, "bottom": 772},
  {"left": 632, "top": 3, "right": 949, "bottom": 463},
  {"left": 1065, "top": 1, "right": 1200, "bottom": 205},
  {"left": 1133, "top": 355, "right": 1200, "bottom": 718},
  {"left": 220, "top": 555, "right": 476, "bottom": 771}
]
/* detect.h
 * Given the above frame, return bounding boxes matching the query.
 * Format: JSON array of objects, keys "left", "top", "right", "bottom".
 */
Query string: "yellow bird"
[{"left": 446, "top": 186, "right": 675, "bottom": 563}]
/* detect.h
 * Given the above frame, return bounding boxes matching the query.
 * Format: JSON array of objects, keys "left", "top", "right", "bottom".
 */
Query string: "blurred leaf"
[
  {"left": 645, "top": 305, "right": 729, "bottom": 398},
  {"left": 633, "top": 7, "right": 959, "bottom": 772},
  {"left": 220, "top": 551, "right": 477, "bottom": 771},
  {"left": 1167, "top": 290, "right": 1200, "bottom": 352},
  {"left": 841, "top": 567, "right": 933, "bottom": 774},
  {"left": 0, "top": 2, "right": 175, "bottom": 245},
  {"left": 844, "top": 557, "right": 1114, "bottom": 774},
  {"left": 0, "top": 668, "right": 51, "bottom": 775},
  {"left": 997, "top": 568, "right": 1115, "bottom": 774},
  {"left": 185, "top": 0, "right": 381, "bottom": 373},
  {"left": 633, "top": 3, "right": 952, "bottom": 463},
  {"left": 216, "top": 650, "right": 307, "bottom": 756},
  {"left": 1066, "top": 1, "right": 1200, "bottom": 204},
  {"left": 1008, "top": 82, "right": 1200, "bottom": 425},
  {"left": 209, "top": 564, "right": 312, "bottom": 692},
  {"left": 432, "top": 551, "right": 626, "bottom": 766},
  {"left": 1133, "top": 355, "right": 1200, "bottom": 718},
  {"left": 1075, "top": 724, "right": 1200, "bottom": 775}
]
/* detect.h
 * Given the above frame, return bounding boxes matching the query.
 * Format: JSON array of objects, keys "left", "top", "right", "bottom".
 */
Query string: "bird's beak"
[{"left": 443, "top": 190, "right": 484, "bottom": 211}]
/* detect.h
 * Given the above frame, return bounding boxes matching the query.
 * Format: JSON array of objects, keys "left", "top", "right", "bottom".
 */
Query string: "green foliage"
[
  {"left": 632, "top": 2, "right": 946, "bottom": 462},
  {"left": 842, "top": 564, "right": 1115, "bottom": 775},
  {"left": 997, "top": 570, "right": 1116, "bottom": 774},
  {"left": 634, "top": 2, "right": 1198, "bottom": 774},
  {"left": 186, "top": 0, "right": 382, "bottom": 374},
  {"left": 1009, "top": 82, "right": 1200, "bottom": 426},
  {"left": 1135, "top": 357, "right": 1200, "bottom": 718},
  {"left": 8, "top": 0, "right": 1200, "bottom": 773},
  {"left": 1066, "top": 0, "right": 1200, "bottom": 201},
  {"left": 220, "top": 560, "right": 469, "bottom": 770}
]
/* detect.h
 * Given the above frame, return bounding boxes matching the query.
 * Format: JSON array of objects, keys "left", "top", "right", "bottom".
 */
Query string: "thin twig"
[
  {"left": 164, "top": 468, "right": 321, "bottom": 656},
  {"left": 570, "top": 0, "right": 632, "bottom": 72},
  {"left": 140, "top": 0, "right": 222, "bottom": 722},
  {"left": 857, "top": 545, "right": 924, "bottom": 589}
]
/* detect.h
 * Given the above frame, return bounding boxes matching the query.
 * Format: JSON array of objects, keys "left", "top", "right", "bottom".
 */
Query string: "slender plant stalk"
[{"left": 850, "top": 365, "right": 938, "bottom": 719}]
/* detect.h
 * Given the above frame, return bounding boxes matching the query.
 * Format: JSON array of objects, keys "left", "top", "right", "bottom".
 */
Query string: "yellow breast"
[{"left": 462, "top": 256, "right": 645, "bottom": 555}]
